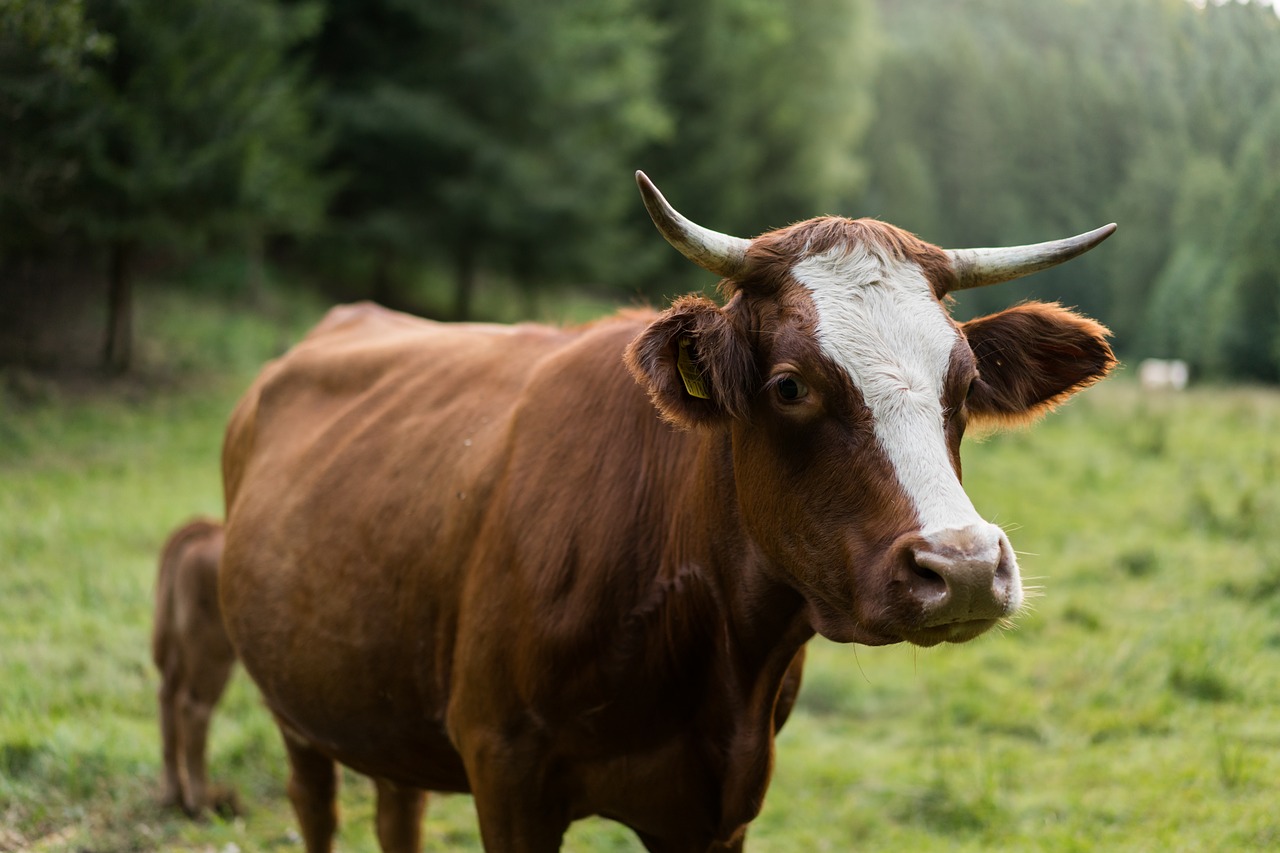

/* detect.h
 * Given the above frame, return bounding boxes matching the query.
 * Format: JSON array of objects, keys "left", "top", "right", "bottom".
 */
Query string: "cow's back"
[{"left": 220, "top": 303, "right": 607, "bottom": 788}]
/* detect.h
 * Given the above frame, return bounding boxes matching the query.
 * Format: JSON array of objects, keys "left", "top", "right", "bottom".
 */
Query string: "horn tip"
[
  {"left": 635, "top": 171, "right": 662, "bottom": 208},
  {"left": 1088, "top": 222, "right": 1118, "bottom": 248},
  {"left": 634, "top": 171, "right": 669, "bottom": 226}
]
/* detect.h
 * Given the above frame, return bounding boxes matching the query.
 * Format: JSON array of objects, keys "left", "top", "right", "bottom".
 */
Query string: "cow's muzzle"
[{"left": 897, "top": 524, "right": 1021, "bottom": 643}]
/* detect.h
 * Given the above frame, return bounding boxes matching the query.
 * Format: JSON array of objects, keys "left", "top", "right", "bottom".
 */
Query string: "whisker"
[
  {"left": 852, "top": 644, "right": 871, "bottom": 685},
  {"left": 996, "top": 616, "right": 1021, "bottom": 632}
]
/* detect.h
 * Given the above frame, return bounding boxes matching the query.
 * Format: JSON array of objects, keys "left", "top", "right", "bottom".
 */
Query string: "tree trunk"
[
  {"left": 453, "top": 242, "right": 476, "bottom": 321},
  {"left": 246, "top": 230, "right": 265, "bottom": 306},
  {"left": 102, "top": 240, "right": 133, "bottom": 374},
  {"left": 372, "top": 248, "right": 394, "bottom": 308},
  {"left": 515, "top": 251, "right": 538, "bottom": 320}
]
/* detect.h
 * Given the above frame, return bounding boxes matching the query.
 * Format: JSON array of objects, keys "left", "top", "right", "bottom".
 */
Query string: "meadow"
[{"left": 3, "top": 284, "right": 1280, "bottom": 852}]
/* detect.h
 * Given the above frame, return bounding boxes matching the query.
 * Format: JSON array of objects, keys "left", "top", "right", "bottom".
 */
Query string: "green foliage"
[
  {"left": 0, "top": 0, "right": 111, "bottom": 75},
  {"left": 0, "top": 0, "right": 329, "bottom": 371},
  {"left": 639, "top": 0, "right": 876, "bottom": 293},
  {"left": 306, "top": 0, "right": 670, "bottom": 311},
  {"left": 863, "top": 0, "right": 1280, "bottom": 380},
  {"left": 0, "top": 0, "right": 109, "bottom": 250},
  {"left": 5, "top": 0, "right": 1280, "bottom": 380},
  {"left": 73, "top": 0, "right": 329, "bottom": 248},
  {"left": 0, "top": 0, "right": 326, "bottom": 255}
]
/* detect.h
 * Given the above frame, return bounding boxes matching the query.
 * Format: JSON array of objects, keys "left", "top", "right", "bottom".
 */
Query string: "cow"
[
  {"left": 152, "top": 517, "right": 237, "bottom": 818},
  {"left": 219, "top": 172, "right": 1117, "bottom": 852},
  {"left": 1138, "top": 357, "right": 1189, "bottom": 391}
]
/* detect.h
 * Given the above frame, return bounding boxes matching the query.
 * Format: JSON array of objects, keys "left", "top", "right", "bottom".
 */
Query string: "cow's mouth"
[
  {"left": 903, "top": 618, "right": 1001, "bottom": 647},
  {"left": 804, "top": 591, "right": 1005, "bottom": 647}
]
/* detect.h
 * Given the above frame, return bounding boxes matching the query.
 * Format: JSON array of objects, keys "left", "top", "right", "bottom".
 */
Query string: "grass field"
[{"left": 3, "top": 283, "right": 1280, "bottom": 851}]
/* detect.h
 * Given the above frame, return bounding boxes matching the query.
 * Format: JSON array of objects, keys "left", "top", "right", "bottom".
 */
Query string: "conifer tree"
[{"left": 0, "top": 0, "right": 326, "bottom": 371}]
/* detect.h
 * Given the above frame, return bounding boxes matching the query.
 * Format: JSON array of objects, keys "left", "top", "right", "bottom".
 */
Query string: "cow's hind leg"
[
  {"left": 157, "top": 668, "right": 185, "bottom": 808},
  {"left": 373, "top": 776, "right": 427, "bottom": 853},
  {"left": 177, "top": 655, "right": 235, "bottom": 816},
  {"left": 282, "top": 732, "right": 340, "bottom": 853}
]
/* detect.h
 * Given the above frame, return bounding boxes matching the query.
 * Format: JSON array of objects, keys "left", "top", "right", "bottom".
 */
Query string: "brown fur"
[
  {"left": 218, "top": 213, "right": 1114, "bottom": 851},
  {"left": 741, "top": 217, "right": 957, "bottom": 298},
  {"left": 152, "top": 517, "right": 237, "bottom": 818}
]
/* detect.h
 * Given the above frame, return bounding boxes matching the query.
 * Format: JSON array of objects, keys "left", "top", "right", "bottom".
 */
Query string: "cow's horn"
[
  {"left": 636, "top": 171, "right": 751, "bottom": 279},
  {"left": 946, "top": 223, "right": 1117, "bottom": 291}
]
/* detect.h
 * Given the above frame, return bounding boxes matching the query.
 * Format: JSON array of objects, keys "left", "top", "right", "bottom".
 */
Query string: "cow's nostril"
[
  {"left": 991, "top": 543, "right": 1018, "bottom": 600},
  {"left": 994, "top": 555, "right": 1013, "bottom": 586},
  {"left": 907, "top": 558, "right": 948, "bottom": 603},
  {"left": 911, "top": 562, "right": 943, "bottom": 584}
]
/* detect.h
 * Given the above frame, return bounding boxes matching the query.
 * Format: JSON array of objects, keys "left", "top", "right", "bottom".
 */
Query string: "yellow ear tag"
[{"left": 677, "top": 337, "right": 711, "bottom": 400}]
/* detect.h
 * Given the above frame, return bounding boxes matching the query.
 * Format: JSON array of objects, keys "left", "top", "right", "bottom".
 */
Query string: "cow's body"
[
  {"left": 223, "top": 304, "right": 807, "bottom": 847},
  {"left": 153, "top": 517, "right": 236, "bottom": 817},
  {"left": 221, "top": 174, "right": 1116, "bottom": 851}
]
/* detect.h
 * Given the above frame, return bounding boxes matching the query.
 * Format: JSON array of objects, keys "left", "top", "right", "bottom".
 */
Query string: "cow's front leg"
[
  {"left": 457, "top": 728, "right": 571, "bottom": 852},
  {"left": 712, "top": 834, "right": 747, "bottom": 853},
  {"left": 178, "top": 652, "right": 234, "bottom": 816},
  {"left": 373, "top": 776, "right": 427, "bottom": 852},
  {"left": 281, "top": 730, "right": 339, "bottom": 853}
]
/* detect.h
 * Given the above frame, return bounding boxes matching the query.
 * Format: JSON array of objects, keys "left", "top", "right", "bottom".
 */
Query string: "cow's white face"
[{"left": 795, "top": 244, "right": 991, "bottom": 537}]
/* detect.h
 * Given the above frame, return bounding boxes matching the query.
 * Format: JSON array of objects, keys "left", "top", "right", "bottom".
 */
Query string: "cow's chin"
[
  {"left": 805, "top": 600, "right": 1000, "bottom": 648},
  {"left": 804, "top": 600, "right": 901, "bottom": 646}
]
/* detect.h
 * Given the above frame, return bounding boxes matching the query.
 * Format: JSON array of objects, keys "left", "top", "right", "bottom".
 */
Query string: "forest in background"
[{"left": 2, "top": 0, "right": 1278, "bottom": 380}]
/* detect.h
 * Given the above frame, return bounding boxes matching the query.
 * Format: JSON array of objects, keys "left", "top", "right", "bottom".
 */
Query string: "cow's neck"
[
  {"left": 572, "top": 402, "right": 816, "bottom": 842},
  {"left": 680, "top": 429, "right": 813, "bottom": 666},
  {"left": 672, "top": 429, "right": 816, "bottom": 835},
  {"left": 602, "top": 424, "right": 811, "bottom": 695}
]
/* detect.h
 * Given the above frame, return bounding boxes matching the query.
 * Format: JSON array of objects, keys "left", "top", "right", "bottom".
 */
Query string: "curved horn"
[
  {"left": 946, "top": 223, "right": 1117, "bottom": 292},
  {"left": 636, "top": 171, "right": 750, "bottom": 279}
]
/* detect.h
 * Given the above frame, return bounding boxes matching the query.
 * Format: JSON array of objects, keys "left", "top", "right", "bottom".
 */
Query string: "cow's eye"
[{"left": 776, "top": 376, "right": 808, "bottom": 402}]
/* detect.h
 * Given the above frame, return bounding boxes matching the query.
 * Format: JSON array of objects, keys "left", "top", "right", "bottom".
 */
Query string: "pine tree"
[
  {"left": 304, "top": 0, "right": 669, "bottom": 317},
  {"left": 0, "top": 0, "right": 327, "bottom": 371},
  {"left": 639, "top": 0, "right": 877, "bottom": 293}
]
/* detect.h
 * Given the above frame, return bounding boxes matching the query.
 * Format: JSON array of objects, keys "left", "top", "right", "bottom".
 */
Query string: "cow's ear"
[
  {"left": 625, "top": 295, "right": 755, "bottom": 428},
  {"left": 961, "top": 301, "right": 1116, "bottom": 430}
]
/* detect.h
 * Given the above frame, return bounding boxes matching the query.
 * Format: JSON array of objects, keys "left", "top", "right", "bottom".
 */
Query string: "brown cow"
[
  {"left": 152, "top": 517, "right": 236, "bottom": 817},
  {"left": 220, "top": 173, "right": 1116, "bottom": 851}
]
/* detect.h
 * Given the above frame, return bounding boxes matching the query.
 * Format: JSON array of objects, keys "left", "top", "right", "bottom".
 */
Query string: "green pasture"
[{"left": 3, "top": 285, "right": 1280, "bottom": 851}]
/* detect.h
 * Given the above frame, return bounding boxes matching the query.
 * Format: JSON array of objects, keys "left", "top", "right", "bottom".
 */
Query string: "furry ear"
[
  {"left": 625, "top": 295, "right": 756, "bottom": 428},
  {"left": 961, "top": 301, "right": 1116, "bottom": 429}
]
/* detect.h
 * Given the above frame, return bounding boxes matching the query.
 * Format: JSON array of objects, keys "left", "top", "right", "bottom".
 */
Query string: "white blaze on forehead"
[{"left": 791, "top": 243, "right": 984, "bottom": 535}]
